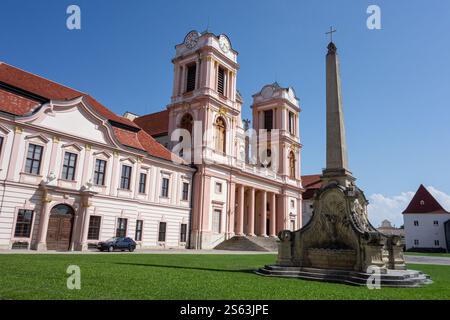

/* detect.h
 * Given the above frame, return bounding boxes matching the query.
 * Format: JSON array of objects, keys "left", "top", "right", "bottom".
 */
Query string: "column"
[
  {"left": 79, "top": 200, "right": 91, "bottom": 251},
  {"left": 36, "top": 193, "right": 51, "bottom": 251},
  {"left": 260, "top": 190, "right": 267, "bottom": 236},
  {"left": 109, "top": 151, "right": 119, "bottom": 196},
  {"left": 180, "top": 65, "right": 186, "bottom": 94},
  {"left": 297, "top": 197, "right": 302, "bottom": 229},
  {"left": 269, "top": 192, "right": 276, "bottom": 237},
  {"left": 247, "top": 187, "right": 255, "bottom": 236},
  {"left": 236, "top": 184, "right": 245, "bottom": 236},
  {"left": 6, "top": 126, "right": 23, "bottom": 181},
  {"left": 227, "top": 182, "right": 236, "bottom": 237},
  {"left": 81, "top": 144, "right": 92, "bottom": 185}
]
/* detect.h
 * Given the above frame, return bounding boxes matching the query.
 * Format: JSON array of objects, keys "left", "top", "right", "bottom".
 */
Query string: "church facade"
[{"left": 0, "top": 30, "right": 304, "bottom": 251}]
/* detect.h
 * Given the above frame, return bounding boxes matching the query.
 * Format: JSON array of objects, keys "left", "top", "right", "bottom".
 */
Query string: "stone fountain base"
[{"left": 256, "top": 265, "right": 432, "bottom": 288}]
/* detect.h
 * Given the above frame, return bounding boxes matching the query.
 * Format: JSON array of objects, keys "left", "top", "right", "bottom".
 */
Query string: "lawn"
[{"left": 0, "top": 253, "right": 449, "bottom": 300}]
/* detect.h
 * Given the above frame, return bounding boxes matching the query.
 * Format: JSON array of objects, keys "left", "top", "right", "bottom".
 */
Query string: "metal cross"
[{"left": 325, "top": 26, "right": 337, "bottom": 42}]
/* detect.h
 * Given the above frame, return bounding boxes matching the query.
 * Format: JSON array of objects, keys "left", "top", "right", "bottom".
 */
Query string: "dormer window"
[
  {"left": 186, "top": 64, "right": 196, "bottom": 92},
  {"left": 217, "top": 67, "right": 225, "bottom": 96}
]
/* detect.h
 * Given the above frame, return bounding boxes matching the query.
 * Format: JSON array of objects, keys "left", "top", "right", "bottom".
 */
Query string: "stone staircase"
[
  {"left": 256, "top": 265, "right": 433, "bottom": 287},
  {"left": 214, "top": 236, "right": 279, "bottom": 252}
]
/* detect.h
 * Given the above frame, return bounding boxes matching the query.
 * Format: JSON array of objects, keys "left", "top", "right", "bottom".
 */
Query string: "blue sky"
[{"left": 1, "top": 0, "right": 449, "bottom": 225}]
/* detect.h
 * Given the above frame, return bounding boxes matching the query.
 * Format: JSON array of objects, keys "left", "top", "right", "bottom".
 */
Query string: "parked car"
[{"left": 97, "top": 237, "right": 136, "bottom": 252}]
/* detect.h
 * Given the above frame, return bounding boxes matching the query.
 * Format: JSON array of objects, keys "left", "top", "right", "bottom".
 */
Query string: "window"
[
  {"left": 180, "top": 113, "right": 193, "bottom": 135},
  {"left": 433, "top": 221, "right": 439, "bottom": 226},
  {"left": 212, "top": 209, "right": 221, "bottom": 233},
  {"left": 139, "top": 173, "right": 147, "bottom": 194},
  {"left": 434, "top": 240, "right": 440, "bottom": 246},
  {"left": 158, "top": 222, "right": 167, "bottom": 242},
  {"left": 215, "top": 182, "right": 222, "bottom": 194},
  {"left": 14, "top": 209, "right": 34, "bottom": 238},
  {"left": 116, "top": 218, "right": 128, "bottom": 237},
  {"left": 93, "top": 159, "right": 107, "bottom": 186},
  {"left": 186, "top": 64, "right": 196, "bottom": 92},
  {"left": 182, "top": 182, "right": 189, "bottom": 201},
  {"left": 25, "top": 144, "right": 43, "bottom": 175},
  {"left": 161, "top": 177, "right": 170, "bottom": 198},
  {"left": 414, "top": 239, "right": 419, "bottom": 246},
  {"left": 87, "top": 216, "right": 101, "bottom": 240},
  {"left": 61, "top": 152, "right": 78, "bottom": 180},
  {"left": 291, "top": 200, "right": 295, "bottom": 208},
  {"left": 414, "top": 220, "right": 419, "bottom": 226},
  {"left": 214, "top": 117, "right": 226, "bottom": 153},
  {"left": 217, "top": 67, "right": 225, "bottom": 95},
  {"left": 264, "top": 110, "right": 273, "bottom": 131},
  {"left": 180, "top": 223, "right": 187, "bottom": 243},
  {"left": 289, "top": 151, "right": 296, "bottom": 179},
  {"left": 135, "top": 220, "right": 143, "bottom": 241},
  {"left": 0, "top": 136, "right": 4, "bottom": 154},
  {"left": 120, "top": 165, "right": 132, "bottom": 190},
  {"left": 289, "top": 111, "right": 295, "bottom": 135}
]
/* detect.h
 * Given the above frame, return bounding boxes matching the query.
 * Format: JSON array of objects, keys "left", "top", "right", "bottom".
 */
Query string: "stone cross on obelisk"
[{"left": 322, "top": 33, "right": 354, "bottom": 186}]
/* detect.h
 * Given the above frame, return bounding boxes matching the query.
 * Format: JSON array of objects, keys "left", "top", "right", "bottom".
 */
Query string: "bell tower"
[
  {"left": 167, "top": 30, "right": 243, "bottom": 160},
  {"left": 251, "top": 82, "right": 302, "bottom": 181}
]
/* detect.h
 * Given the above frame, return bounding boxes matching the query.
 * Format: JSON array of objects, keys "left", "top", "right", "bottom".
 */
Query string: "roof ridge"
[{"left": 1, "top": 62, "right": 87, "bottom": 96}]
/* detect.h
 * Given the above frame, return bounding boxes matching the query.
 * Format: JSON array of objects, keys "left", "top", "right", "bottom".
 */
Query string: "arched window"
[
  {"left": 289, "top": 151, "right": 296, "bottom": 179},
  {"left": 180, "top": 113, "right": 193, "bottom": 135},
  {"left": 214, "top": 117, "right": 226, "bottom": 153},
  {"left": 179, "top": 113, "right": 193, "bottom": 158}
]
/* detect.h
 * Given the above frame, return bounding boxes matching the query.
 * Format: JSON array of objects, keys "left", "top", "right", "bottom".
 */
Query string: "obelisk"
[{"left": 322, "top": 41, "right": 354, "bottom": 186}]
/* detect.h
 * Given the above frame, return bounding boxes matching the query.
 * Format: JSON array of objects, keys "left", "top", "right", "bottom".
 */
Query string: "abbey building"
[{"left": 0, "top": 30, "right": 305, "bottom": 250}]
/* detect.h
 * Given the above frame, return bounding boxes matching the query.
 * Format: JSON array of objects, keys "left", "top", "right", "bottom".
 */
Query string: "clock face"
[
  {"left": 185, "top": 31, "right": 199, "bottom": 49},
  {"left": 219, "top": 35, "right": 230, "bottom": 53}
]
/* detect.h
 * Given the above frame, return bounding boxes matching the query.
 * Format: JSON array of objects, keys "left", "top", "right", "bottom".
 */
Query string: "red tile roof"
[
  {"left": 0, "top": 62, "right": 138, "bottom": 128},
  {"left": 0, "top": 87, "right": 40, "bottom": 114},
  {"left": 301, "top": 174, "right": 322, "bottom": 200},
  {"left": 134, "top": 110, "right": 169, "bottom": 137},
  {"left": 0, "top": 62, "right": 177, "bottom": 162},
  {"left": 402, "top": 184, "right": 449, "bottom": 214}
]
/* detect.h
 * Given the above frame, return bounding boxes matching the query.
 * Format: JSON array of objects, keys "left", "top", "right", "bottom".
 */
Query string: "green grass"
[
  {"left": 405, "top": 252, "right": 450, "bottom": 257},
  {"left": 0, "top": 254, "right": 449, "bottom": 300}
]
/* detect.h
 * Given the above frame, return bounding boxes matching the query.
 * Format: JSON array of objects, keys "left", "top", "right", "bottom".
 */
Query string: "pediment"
[
  {"left": 0, "top": 124, "right": 11, "bottom": 134},
  {"left": 120, "top": 157, "right": 136, "bottom": 164},
  {"left": 24, "top": 133, "right": 50, "bottom": 143},
  {"left": 62, "top": 142, "right": 83, "bottom": 152},
  {"left": 28, "top": 103, "right": 113, "bottom": 145},
  {"left": 93, "top": 150, "right": 112, "bottom": 159}
]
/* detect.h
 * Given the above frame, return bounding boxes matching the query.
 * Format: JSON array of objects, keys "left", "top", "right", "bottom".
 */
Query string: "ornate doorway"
[{"left": 46, "top": 204, "right": 75, "bottom": 251}]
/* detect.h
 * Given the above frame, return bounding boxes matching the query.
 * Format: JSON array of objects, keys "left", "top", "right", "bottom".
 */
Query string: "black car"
[{"left": 97, "top": 237, "right": 137, "bottom": 252}]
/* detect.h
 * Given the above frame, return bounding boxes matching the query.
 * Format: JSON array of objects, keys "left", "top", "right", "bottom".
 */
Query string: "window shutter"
[
  {"left": 217, "top": 67, "right": 225, "bottom": 95},
  {"left": 186, "top": 64, "right": 196, "bottom": 92}
]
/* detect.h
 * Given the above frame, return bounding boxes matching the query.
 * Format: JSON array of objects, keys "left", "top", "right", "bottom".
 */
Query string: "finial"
[{"left": 327, "top": 42, "right": 337, "bottom": 54}]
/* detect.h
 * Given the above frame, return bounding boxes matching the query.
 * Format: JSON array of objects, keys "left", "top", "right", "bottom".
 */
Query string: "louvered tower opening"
[
  {"left": 186, "top": 64, "right": 196, "bottom": 92},
  {"left": 217, "top": 67, "right": 225, "bottom": 95}
]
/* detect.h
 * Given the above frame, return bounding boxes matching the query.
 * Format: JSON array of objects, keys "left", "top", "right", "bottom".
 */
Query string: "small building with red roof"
[{"left": 403, "top": 184, "right": 450, "bottom": 252}]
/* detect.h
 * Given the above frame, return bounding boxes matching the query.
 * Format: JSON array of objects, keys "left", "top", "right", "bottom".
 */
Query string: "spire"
[{"left": 323, "top": 41, "right": 352, "bottom": 180}]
